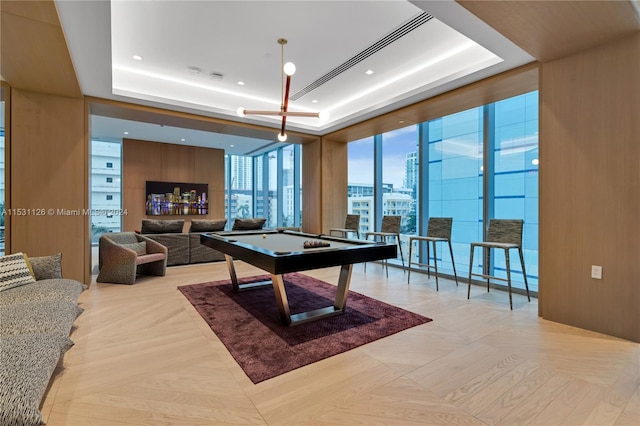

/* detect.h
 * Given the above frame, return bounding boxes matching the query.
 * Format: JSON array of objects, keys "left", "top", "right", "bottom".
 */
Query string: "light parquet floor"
[{"left": 43, "top": 261, "right": 639, "bottom": 425}]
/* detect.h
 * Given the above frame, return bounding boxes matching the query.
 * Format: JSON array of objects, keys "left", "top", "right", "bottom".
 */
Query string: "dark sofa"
[{"left": 140, "top": 219, "right": 227, "bottom": 266}]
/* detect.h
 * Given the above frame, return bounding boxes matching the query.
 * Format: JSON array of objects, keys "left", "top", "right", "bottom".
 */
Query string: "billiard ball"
[{"left": 262, "top": 234, "right": 267, "bottom": 238}]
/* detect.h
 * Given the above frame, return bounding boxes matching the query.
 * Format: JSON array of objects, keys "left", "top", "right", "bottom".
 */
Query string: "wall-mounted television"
[{"left": 145, "top": 181, "right": 208, "bottom": 216}]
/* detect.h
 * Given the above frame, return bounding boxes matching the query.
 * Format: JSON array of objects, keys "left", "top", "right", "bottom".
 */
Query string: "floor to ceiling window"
[
  {"left": 347, "top": 137, "right": 375, "bottom": 235},
  {"left": 226, "top": 154, "right": 254, "bottom": 223},
  {"left": 491, "top": 92, "right": 539, "bottom": 290},
  {"left": 381, "top": 125, "right": 418, "bottom": 264},
  {"left": 226, "top": 144, "right": 302, "bottom": 230},
  {"left": 427, "top": 107, "right": 484, "bottom": 277},
  {"left": 347, "top": 90, "right": 539, "bottom": 292},
  {"left": 90, "top": 140, "right": 122, "bottom": 242},
  {"left": 281, "top": 145, "right": 301, "bottom": 227}
]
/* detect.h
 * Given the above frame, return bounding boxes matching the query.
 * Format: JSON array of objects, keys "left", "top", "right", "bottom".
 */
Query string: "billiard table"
[{"left": 200, "top": 230, "right": 397, "bottom": 326}]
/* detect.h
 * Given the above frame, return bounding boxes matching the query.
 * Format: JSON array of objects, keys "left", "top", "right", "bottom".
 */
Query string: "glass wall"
[
  {"left": 281, "top": 145, "right": 300, "bottom": 227},
  {"left": 266, "top": 152, "right": 278, "bottom": 228},
  {"left": 428, "top": 107, "right": 484, "bottom": 277},
  {"left": 226, "top": 154, "right": 254, "bottom": 222},
  {"left": 381, "top": 125, "right": 418, "bottom": 263},
  {"left": 492, "top": 92, "right": 539, "bottom": 288},
  {"left": 347, "top": 91, "right": 539, "bottom": 291},
  {"left": 90, "top": 140, "right": 122, "bottom": 242},
  {"left": 226, "top": 144, "right": 302, "bottom": 229},
  {"left": 347, "top": 137, "right": 375, "bottom": 235}
]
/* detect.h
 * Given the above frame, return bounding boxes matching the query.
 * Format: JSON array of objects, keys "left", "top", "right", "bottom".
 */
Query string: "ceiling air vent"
[
  {"left": 289, "top": 11, "right": 433, "bottom": 101},
  {"left": 209, "top": 72, "right": 224, "bottom": 80}
]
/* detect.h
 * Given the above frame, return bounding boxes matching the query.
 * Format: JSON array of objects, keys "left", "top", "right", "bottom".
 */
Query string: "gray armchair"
[{"left": 97, "top": 232, "right": 168, "bottom": 284}]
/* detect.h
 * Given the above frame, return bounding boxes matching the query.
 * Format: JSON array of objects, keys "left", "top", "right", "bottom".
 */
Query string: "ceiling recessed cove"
[{"left": 289, "top": 11, "right": 433, "bottom": 101}]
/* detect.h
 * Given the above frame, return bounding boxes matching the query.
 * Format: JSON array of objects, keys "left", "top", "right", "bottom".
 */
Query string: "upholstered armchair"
[{"left": 97, "top": 232, "right": 168, "bottom": 284}]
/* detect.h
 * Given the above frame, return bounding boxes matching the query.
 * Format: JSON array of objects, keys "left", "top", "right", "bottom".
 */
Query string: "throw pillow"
[
  {"left": 121, "top": 242, "right": 147, "bottom": 256},
  {"left": 232, "top": 218, "right": 267, "bottom": 230},
  {"left": 141, "top": 219, "right": 184, "bottom": 234},
  {"left": 189, "top": 219, "right": 227, "bottom": 232},
  {"left": 22, "top": 253, "right": 36, "bottom": 279},
  {"left": 0, "top": 253, "right": 36, "bottom": 292},
  {"left": 28, "top": 253, "right": 63, "bottom": 281}
]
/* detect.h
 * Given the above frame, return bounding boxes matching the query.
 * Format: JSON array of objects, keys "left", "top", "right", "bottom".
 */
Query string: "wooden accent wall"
[
  {"left": 539, "top": 33, "right": 640, "bottom": 342},
  {"left": 9, "top": 89, "right": 88, "bottom": 283},
  {"left": 122, "top": 139, "right": 225, "bottom": 233},
  {"left": 301, "top": 140, "right": 322, "bottom": 233},
  {"left": 0, "top": 0, "right": 81, "bottom": 97},
  {"left": 301, "top": 138, "right": 348, "bottom": 235},
  {"left": 457, "top": 0, "right": 640, "bottom": 63}
]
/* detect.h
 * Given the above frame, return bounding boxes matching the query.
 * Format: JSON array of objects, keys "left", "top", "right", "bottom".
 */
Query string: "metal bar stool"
[
  {"left": 467, "top": 219, "right": 530, "bottom": 310},
  {"left": 364, "top": 215, "right": 405, "bottom": 277},
  {"left": 329, "top": 214, "right": 360, "bottom": 239},
  {"left": 408, "top": 217, "right": 458, "bottom": 290}
]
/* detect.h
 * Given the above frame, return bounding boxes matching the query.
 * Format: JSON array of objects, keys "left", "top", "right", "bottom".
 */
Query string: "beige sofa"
[{"left": 0, "top": 253, "right": 85, "bottom": 426}]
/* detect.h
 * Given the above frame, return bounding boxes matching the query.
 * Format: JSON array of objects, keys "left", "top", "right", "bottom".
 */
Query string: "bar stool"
[
  {"left": 329, "top": 214, "right": 360, "bottom": 239},
  {"left": 408, "top": 217, "right": 458, "bottom": 290},
  {"left": 364, "top": 215, "right": 405, "bottom": 276},
  {"left": 468, "top": 219, "right": 530, "bottom": 310}
]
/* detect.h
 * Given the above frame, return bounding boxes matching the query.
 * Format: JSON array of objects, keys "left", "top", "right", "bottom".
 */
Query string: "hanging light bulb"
[
  {"left": 238, "top": 38, "right": 324, "bottom": 134},
  {"left": 283, "top": 62, "right": 296, "bottom": 76}
]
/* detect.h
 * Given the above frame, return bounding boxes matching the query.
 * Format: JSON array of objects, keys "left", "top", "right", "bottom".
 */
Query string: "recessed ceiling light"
[
  {"left": 230, "top": 144, "right": 235, "bottom": 148},
  {"left": 132, "top": 55, "right": 143, "bottom": 61},
  {"left": 181, "top": 138, "right": 186, "bottom": 142},
  {"left": 123, "top": 131, "right": 129, "bottom": 135},
  {"left": 365, "top": 69, "right": 374, "bottom": 75},
  {"left": 312, "top": 99, "right": 318, "bottom": 103},
  {"left": 237, "top": 81, "right": 245, "bottom": 86}
]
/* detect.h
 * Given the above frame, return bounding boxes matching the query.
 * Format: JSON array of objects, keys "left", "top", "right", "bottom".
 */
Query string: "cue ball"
[{"left": 262, "top": 234, "right": 266, "bottom": 238}]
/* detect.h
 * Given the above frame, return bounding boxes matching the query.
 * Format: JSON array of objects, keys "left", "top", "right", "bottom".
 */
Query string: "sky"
[{"left": 348, "top": 124, "right": 417, "bottom": 189}]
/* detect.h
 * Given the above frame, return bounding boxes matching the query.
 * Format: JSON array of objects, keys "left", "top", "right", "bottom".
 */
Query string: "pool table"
[{"left": 200, "top": 230, "right": 397, "bottom": 326}]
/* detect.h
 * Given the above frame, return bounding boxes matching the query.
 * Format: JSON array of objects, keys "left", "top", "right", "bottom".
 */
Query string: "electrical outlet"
[{"left": 591, "top": 265, "right": 602, "bottom": 279}]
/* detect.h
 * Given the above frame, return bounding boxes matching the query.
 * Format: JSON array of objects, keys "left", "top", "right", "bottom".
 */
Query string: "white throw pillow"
[{"left": 0, "top": 253, "right": 37, "bottom": 292}]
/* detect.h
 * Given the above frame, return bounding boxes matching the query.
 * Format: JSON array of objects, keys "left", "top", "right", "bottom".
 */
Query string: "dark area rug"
[{"left": 178, "top": 273, "right": 432, "bottom": 383}]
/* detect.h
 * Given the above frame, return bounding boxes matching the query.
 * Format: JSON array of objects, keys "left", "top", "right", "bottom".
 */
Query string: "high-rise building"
[
  {"left": 404, "top": 151, "right": 418, "bottom": 194},
  {"left": 229, "top": 155, "right": 253, "bottom": 190}
]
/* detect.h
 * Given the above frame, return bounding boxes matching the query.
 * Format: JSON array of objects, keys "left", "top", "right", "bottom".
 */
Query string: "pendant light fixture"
[{"left": 237, "top": 39, "right": 327, "bottom": 141}]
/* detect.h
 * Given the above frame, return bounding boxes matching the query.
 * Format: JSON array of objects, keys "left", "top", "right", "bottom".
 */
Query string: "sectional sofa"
[
  {"left": 139, "top": 218, "right": 268, "bottom": 266},
  {"left": 139, "top": 219, "right": 228, "bottom": 266},
  {"left": 0, "top": 253, "right": 85, "bottom": 426}
]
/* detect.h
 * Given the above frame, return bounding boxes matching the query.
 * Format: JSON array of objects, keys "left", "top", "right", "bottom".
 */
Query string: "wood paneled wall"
[
  {"left": 121, "top": 139, "right": 225, "bottom": 233},
  {"left": 301, "top": 140, "right": 322, "bottom": 233},
  {"left": 301, "top": 138, "right": 348, "bottom": 235},
  {"left": 0, "top": 0, "right": 81, "bottom": 97},
  {"left": 539, "top": 33, "right": 640, "bottom": 342},
  {"left": 9, "top": 89, "right": 88, "bottom": 283}
]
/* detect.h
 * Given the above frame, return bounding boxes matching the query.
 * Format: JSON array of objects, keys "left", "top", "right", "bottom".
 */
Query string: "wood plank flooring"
[{"left": 42, "top": 261, "right": 639, "bottom": 425}]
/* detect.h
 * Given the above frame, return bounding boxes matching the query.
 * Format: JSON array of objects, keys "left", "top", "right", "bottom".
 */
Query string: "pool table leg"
[
  {"left": 333, "top": 263, "right": 354, "bottom": 311},
  {"left": 225, "top": 255, "right": 240, "bottom": 291},
  {"left": 270, "top": 274, "right": 292, "bottom": 325},
  {"left": 273, "top": 264, "right": 354, "bottom": 326},
  {"left": 225, "top": 254, "right": 271, "bottom": 292}
]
